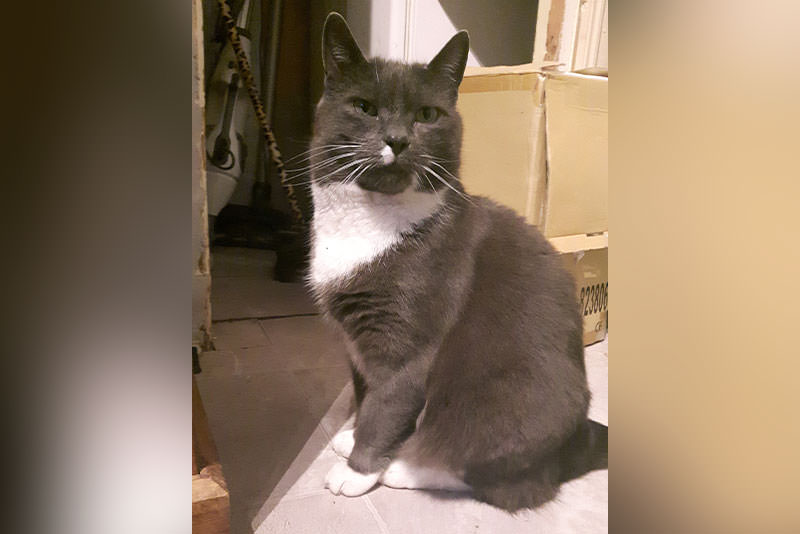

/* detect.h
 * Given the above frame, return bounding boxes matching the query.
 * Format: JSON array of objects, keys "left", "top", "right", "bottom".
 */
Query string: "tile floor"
[{"left": 197, "top": 247, "right": 608, "bottom": 533}]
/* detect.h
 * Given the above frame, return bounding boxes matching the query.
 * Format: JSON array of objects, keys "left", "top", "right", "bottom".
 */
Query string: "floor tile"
[
  {"left": 318, "top": 382, "right": 357, "bottom": 439},
  {"left": 197, "top": 347, "right": 283, "bottom": 378},
  {"left": 210, "top": 246, "right": 276, "bottom": 279},
  {"left": 367, "top": 472, "right": 607, "bottom": 534},
  {"left": 585, "top": 339, "right": 609, "bottom": 426},
  {"left": 251, "top": 424, "right": 341, "bottom": 525},
  {"left": 195, "top": 356, "right": 329, "bottom": 533},
  {"left": 270, "top": 435, "right": 341, "bottom": 500},
  {"left": 585, "top": 336, "right": 608, "bottom": 358},
  {"left": 259, "top": 316, "right": 350, "bottom": 370},
  {"left": 212, "top": 319, "right": 270, "bottom": 350},
  {"left": 367, "top": 485, "right": 536, "bottom": 534},
  {"left": 211, "top": 276, "right": 317, "bottom": 321},
  {"left": 252, "top": 492, "right": 386, "bottom": 534},
  {"left": 292, "top": 366, "right": 354, "bottom": 439},
  {"left": 548, "top": 469, "right": 608, "bottom": 533},
  {"left": 586, "top": 357, "right": 608, "bottom": 426}
]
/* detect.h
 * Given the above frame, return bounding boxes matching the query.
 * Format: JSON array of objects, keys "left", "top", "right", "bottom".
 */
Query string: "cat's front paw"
[
  {"left": 331, "top": 429, "right": 355, "bottom": 458},
  {"left": 324, "top": 462, "right": 379, "bottom": 497}
]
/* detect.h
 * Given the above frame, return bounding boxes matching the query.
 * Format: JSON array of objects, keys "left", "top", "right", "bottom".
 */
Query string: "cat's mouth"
[{"left": 356, "top": 164, "right": 413, "bottom": 195}]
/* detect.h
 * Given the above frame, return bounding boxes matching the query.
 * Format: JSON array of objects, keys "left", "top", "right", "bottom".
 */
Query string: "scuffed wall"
[{"left": 193, "top": 0, "right": 212, "bottom": 349}]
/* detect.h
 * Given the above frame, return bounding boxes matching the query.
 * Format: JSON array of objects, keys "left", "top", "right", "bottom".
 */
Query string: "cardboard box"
[
  {"left": 551, "top": 233, "right": 608, "bottom": 346},
  {"left": 543, "top": 72, "right": 608, "bottom": 237},
  {"left": 458, "top": 66, "right": 608, "bottom": 239},
  {"left": 458, "top": 65, "right": 608, "bottom": 345},
  {"left": 458, "top": 65, "right": 546, "bottom": 225}
]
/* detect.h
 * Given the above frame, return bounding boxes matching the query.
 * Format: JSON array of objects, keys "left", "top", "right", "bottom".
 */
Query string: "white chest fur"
[{"left": 309, "top": 183, "right": 443, "bottom": 287}]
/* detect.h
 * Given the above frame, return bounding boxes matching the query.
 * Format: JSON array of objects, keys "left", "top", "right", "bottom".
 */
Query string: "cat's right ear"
[{"left": 322, "top": 13, "right": 367, "bottom": 82}]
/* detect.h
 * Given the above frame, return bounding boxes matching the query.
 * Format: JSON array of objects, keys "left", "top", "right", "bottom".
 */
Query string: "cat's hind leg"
[
  {"left": 380, "top": 458, "right": 470, "bottom": 491},
  {"left": 379, "top": 434, "right": 469, "bottom": 491}
]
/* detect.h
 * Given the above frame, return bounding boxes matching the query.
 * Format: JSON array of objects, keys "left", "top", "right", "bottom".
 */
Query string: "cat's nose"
[{"left": 384, "top": 135, "right": 409, "bottom": 155}]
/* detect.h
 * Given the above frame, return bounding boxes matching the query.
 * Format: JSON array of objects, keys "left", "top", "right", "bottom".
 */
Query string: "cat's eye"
[
  {"left": 415, "top": 106, "right": 439, "bottom": 123},
  {"left": 353, "top": 98, "right": 378, "bottom": 117}
]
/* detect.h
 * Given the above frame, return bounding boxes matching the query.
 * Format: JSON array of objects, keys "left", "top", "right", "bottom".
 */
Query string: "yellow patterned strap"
[{"left": 216, "top": 0, "right": 306, "bottom": 227}]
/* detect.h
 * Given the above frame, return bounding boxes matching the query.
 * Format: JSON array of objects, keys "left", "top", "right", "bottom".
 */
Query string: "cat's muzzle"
[{"left": 356, "top": 166, "right": 412, "bottom": 195}]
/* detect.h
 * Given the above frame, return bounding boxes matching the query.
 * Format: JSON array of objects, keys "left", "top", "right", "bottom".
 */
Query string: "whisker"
[
  {"left": 289, "top": 165, "right": 367, "bottom": 187},
  {"left": 341, "top": 162, "right": 368, "bottom": 186},
  {"left": 311, "top": 157, "right": 374, "bottom": 184},
  {"left": 283, "top": 179, "right": 322, "bottom": 187},
  {"left": 419, "top": 163, "right": 475, "bottom": 205},
  {"left": 419, "top": 171, "right": 443, "bottom": 203},
  {"left": 419, "top": 154, "right": 460, "bottom": 164},
  {"left": 286, "top": 149, "right": 358, "bottom": 169},
  {"left": 339, "top": 134, "right": 371, "bottom": 144},
  {"left": 331, "top": 157, "right": 373, "bottom": 177},
  {"left": 346, "top": 161, "right": 376, "bottom": 185},
  {"left": 425, "top": 160, "right": 462, "bottom": 182},
  {"left": 284, "top": 144, "right": 361, "bottom": 163},
  {"left": 286, "top": 152, "right": 358, "bottom": 177}
]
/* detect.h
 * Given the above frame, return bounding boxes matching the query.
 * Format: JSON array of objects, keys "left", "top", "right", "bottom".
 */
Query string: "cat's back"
[
  {"left": 469, "top": 195, "right": 556, "bottom": 254},
  {"left": 419, "top": 195, "right": 589, "bottom": 465},
  {"left": 455, "top": 195, "right": 584, "bottom": 357},
  {"left": 467, "top": 195, "right": 573, "bottom": 294}
]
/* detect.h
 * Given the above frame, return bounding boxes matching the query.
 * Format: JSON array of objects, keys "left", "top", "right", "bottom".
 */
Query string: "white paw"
[
  {"left": 324, "top": 462, "right": 380, "bottom": 497},
  {"left": 380, "top": 459, "right": 470, "bottom": 491},
  {"left": 380, "top": 459, "right": 419, "bottom": 489},
  {"left": 331, "top": 429, "right": 355, "bottom": 458}
]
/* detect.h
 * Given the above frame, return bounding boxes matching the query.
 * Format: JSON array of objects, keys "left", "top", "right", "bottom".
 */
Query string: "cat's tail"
[
  {"left": 466, "top": 419, "right": 608, "bottom": 513},
  {"left": 558, "top": 419, "right": 608, "bottom": 483}
]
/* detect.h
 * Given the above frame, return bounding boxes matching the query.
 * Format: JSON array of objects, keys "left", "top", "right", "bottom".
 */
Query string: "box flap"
[
  {"left": 542, "top": 72, "right": 608, "bottom": 237},
  {"left": 574, "top": 66, "right": 609, "bottom": 77},
  {"left": 460, "top": 71, "right": 541, "bottom": 94},
  {"left": 464, "top": 63, "right": 540, "bottom": 78},
  {"left": 549, "top": 232, "right": 608, "bottom": 253}
]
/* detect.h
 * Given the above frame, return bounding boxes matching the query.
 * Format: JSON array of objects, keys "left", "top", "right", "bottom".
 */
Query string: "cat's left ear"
[{"left": 427, "top": 31, "right": 470, "bottom": 89}]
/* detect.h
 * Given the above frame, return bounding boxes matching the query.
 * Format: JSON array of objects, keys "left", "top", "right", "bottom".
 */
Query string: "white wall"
[
  {"left": 347, "top": 0, "right": 408, "bottom": 60},
  {"left": 346, "top": 0, "right": 538, "bottom": 66},
  {"left": 406, "top": 0, "right": 481, "bottom": 65},
  {"left": 407, "top": 0, "right": 539, "bottom": 66}
]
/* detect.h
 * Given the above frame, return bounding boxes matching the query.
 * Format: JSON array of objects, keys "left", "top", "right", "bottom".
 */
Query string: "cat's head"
[{"left": 310, "top": 13, "right": 469, "bottom": 196}]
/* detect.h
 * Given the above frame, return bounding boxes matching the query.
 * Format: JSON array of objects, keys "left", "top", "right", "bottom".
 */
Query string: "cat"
[{"left": 306, "top": 12, "right": 607, "bottom": 512}]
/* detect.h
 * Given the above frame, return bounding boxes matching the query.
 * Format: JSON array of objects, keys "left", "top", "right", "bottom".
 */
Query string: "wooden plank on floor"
[
  {"left": 193, "top": 471, "right": 229, "bottom": 534},
  {"left": 193, "top": 374, "right": 229, "bottom": 533},
  {"left": 193, "top": 376, "right": 219, "bottom": 472}
]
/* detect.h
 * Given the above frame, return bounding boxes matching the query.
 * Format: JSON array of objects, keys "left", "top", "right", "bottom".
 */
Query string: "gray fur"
[{"left": 308, "top": 13, "right": 607, "bottom": 512}]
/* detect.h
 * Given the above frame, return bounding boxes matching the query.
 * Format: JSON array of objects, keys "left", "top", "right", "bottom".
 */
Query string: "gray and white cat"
[{"left": 306, "top": 13, "right": 607, "bottom": 512}]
